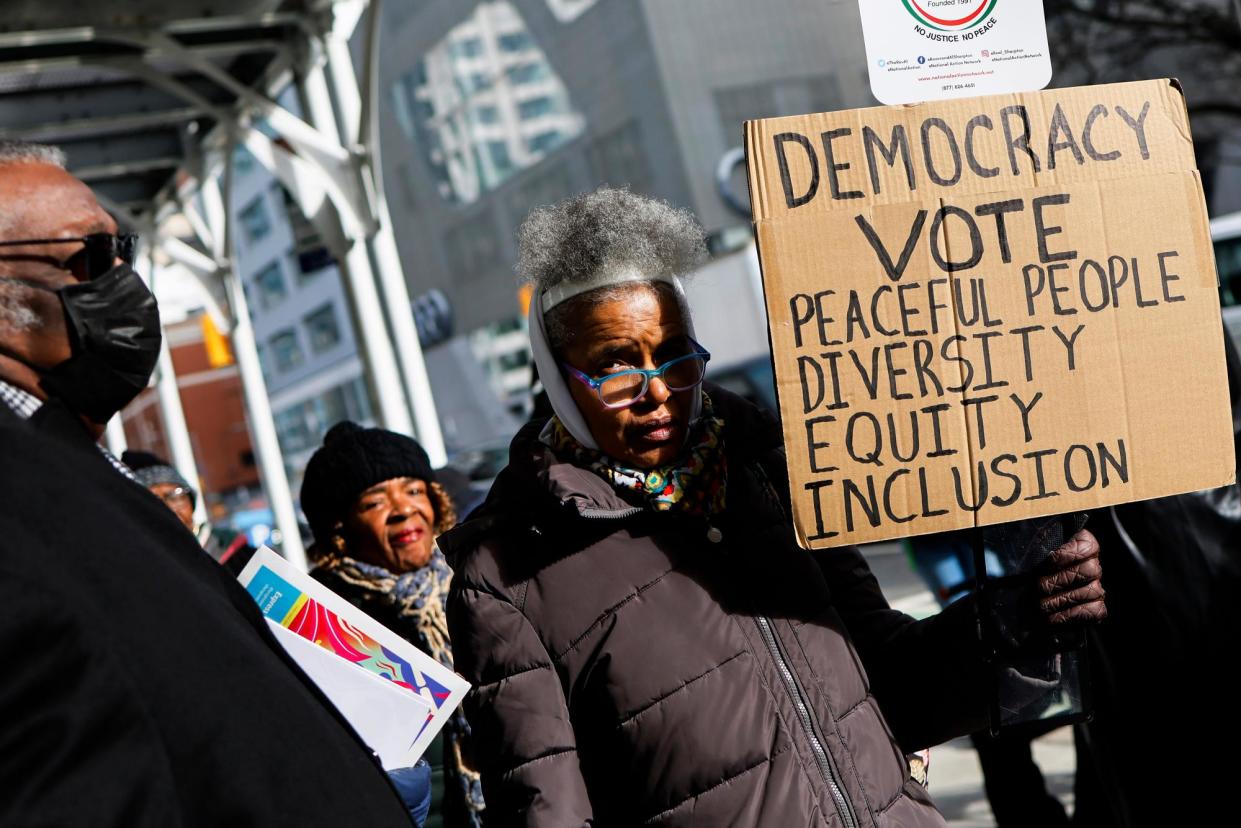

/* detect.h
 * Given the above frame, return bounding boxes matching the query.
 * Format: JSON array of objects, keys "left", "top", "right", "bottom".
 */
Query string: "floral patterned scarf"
[{"left": 546, "top": 392, "right": 727, "bottom": 518}]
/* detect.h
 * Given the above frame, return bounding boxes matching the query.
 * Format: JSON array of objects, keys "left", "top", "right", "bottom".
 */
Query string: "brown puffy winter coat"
[{"left": 442, "top": 388, "right": 991, "bottom": 827}]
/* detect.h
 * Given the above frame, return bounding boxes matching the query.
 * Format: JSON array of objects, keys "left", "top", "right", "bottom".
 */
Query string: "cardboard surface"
[{"left": 745, "top": 79, "right": 1235, "bottom": 548}]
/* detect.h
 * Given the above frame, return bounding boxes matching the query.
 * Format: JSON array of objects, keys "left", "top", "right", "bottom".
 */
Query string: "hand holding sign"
[{"left": 1038, "top": 529, "right": 1106, "bottom": 625}]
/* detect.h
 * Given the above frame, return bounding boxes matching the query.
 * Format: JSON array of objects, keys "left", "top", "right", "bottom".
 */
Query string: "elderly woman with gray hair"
[{"left": 441, "top": 187, "right": 1106, "bottom": 827}]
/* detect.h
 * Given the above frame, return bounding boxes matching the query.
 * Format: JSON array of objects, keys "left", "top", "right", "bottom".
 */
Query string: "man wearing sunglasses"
[{"left": 0, "top": 142, "right": 414, "bottom": 825}]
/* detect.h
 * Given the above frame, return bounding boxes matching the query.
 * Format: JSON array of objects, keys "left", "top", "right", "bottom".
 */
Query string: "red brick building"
[{"left": 122, "top": 311, "right": 259, "bottom": 506}]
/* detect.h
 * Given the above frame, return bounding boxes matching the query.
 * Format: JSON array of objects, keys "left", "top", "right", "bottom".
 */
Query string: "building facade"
[
  {"left": 227, "top": 143, "right": 374, "bottom": 492},
  {"left": 377, "top": 0, "right": 875, "bottom": 338}
]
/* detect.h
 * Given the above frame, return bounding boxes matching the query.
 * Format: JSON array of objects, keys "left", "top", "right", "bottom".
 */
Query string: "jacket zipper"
[
  {"left": 577, "top": 506, "right": 643, "bottom": 519},
  {"left": 755, "top": 615, "right": 860, "bottom": 828},
  {"left": 571, "top": 502, "right": 857, "bottom": 824}
]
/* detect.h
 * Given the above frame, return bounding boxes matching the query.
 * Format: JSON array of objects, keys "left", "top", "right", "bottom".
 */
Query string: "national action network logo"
[{"left": 901, "top": 0, "right": 998, "bottom": 32}]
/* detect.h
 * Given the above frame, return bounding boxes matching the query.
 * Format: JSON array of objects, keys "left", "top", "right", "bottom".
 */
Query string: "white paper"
[
  {"left": 238, "top": 547, "right": 471, "bottom": 767},
  {"left": 858, "top": 0, "right": 1052, "bottom": 105},
  {"left": 266, "top": 619, "right": 434, "bottom": 770}
]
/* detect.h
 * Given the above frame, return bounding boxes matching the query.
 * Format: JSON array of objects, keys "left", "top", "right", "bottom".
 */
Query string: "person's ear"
[{"left": 330, "top": 521, "right": 348, "bottom": 555}]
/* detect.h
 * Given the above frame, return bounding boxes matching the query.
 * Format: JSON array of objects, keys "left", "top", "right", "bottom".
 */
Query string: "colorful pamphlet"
[{"left": 238, "top": 546, "right": 470, "bottom": 769}]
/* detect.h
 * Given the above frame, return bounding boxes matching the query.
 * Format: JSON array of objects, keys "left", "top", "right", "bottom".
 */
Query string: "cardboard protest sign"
[
  {"left": 744, "top": 79, "right": 1235, "bottom": 549},
  {"left": 239, "top": 547, "right": 470, "bottom": 767}
]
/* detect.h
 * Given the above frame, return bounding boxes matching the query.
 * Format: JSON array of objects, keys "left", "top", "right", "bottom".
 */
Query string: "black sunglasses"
[{"left": 0, "top": 232, "right": 137, "bottom": 280}]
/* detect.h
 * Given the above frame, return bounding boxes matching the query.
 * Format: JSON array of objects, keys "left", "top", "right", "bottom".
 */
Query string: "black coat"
[
  {"left": 0, "top": 400, "right": 412, "bottom": 827},
  {"left": 442, "top": 388, "right": 991, "bottom": 827}
]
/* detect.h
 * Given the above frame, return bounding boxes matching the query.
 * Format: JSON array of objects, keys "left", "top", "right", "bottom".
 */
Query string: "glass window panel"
[
  {"left": 518, "top": 97, "right": 555, "bottom": 119},
  {"left": 253, "top": 261, "right": 287, "bottom": 311},
  {"left": 239, "top": 195, "right": 272, "bottom": 246},
  {"left": 269, "top": 329, "right": 304, "bottom": 373},
  {"left": 527, "top": 130, "right": 563, "bottom": 155},
  {"left": 392, "top": 1, "right": 584, "bottom": 205},
  {"left": 303, "top": 303, "right": 342, "bottom": 354},
  {"left": 498, "top": 31, "right": 533, "bottom": 52}
]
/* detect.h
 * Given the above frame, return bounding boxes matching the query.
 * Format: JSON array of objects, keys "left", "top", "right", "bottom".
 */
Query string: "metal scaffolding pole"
[
  {"left": 325, "top": 18, "right": 447, "bottom": 465},
  {"left": 143, "top": 241, "right": 209, "bottom": 528},
  {"left": 104, "top": 415, "right": 129, "bottom": 456},
  {"left": 296, "top": 63, "right": 415, "bottom": 437},
  {"left": 202, "top": 156, "right": 308, "bottom": 570}
]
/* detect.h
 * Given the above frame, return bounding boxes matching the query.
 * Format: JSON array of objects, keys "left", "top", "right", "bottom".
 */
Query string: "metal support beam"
[
  {"left": 330, "top": 1, "right": 447, "bottom": 464},
  {"left": 104, "top": 414, "right": 128, "bottom": 456},
  {"left": 75, "top": 157, "right": 181, "bottom": 182},
  {"left": 203, "top": 154, "right": 307, "bottom": 570},
  {"left": 297, "top": 62, "right": 414, "bottom": 436},
  {"left": 142, "top": 237, "right": 208, "bottom": 530},
  {"left": 1, "top": 107, "right": 205, "bottom": 143}
]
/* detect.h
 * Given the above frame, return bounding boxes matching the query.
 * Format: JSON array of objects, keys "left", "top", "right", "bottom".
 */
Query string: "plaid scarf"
[
  {"left": 547, "top": 393, "right": 727, "bottom": 519},
  {"left": 314, "top": 548, "right": 456, "bottom": 670}
]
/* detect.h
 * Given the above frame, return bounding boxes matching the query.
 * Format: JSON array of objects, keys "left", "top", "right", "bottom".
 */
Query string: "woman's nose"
[{"left": 645, "top": 375, "right": 671, "bottom": 404}]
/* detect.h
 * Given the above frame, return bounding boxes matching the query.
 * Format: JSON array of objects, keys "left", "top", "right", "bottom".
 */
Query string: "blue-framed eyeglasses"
[{"left": 562, "top": 339, "right": 711, "bottom": 409}]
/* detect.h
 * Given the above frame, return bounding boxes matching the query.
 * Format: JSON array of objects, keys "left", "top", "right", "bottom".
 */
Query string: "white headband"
[
  {"left": 529, "top": 273, "right": 701, "bottom": 452},
  {"left": 540, "top": 269, "right": 680, "bottom": 314}
]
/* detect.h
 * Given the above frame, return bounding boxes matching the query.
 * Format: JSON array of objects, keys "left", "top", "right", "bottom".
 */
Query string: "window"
[
  {"left": 527, "top": 130, "right": 563, "bottom": 155},
  {"left": 489, "top": 141, "right": 514, "bottom": 174},
  {"left": 340, "top": 377, "right": 372, "bottom": 422},
  {"left": 239, "top": 196, "right": 272, "bottom": 245},
  {"left": 398, "top": 1, "right": 584, "bottom": 204},
  {"left": 274, "top": 407, "right": 314, "bottom": 454},
  {"left": 269, "top": 329, "right": 304, "bottom": 373},
  {"left": 253, "top": 261, "right": 287, "bottom": 310},
  {"left": 303, "top": 303, "right": 342, "bottom": 354},
  {"left": 454, "top": 37, "right": 484, "bottom": 58},
  {"left": 273, "top": 379, "right": 372, "bottom": 456},
  {"left": 499, "top": 349, "right": 530, "bottom": 371},
  {"left": 518, "top": 97, "right": 555, "bottom": 120},
  {"left": 498, "top": 32, "right": 533, "bottom": 52},
  {"left": 505, "top": 62, "right": 548, "bottom": 85}
]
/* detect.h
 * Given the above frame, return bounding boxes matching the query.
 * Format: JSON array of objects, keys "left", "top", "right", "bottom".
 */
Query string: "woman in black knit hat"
[{"left": 300, "top": 421, "right": 484, "bottom": 828}]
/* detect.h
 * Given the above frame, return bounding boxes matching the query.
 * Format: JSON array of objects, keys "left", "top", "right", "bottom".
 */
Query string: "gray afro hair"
[
  {"left": 517, "top": 187, "right": 706, "bottom": 294},
  {"left": 0, "top": 140, "right": 65, "bottom": 168}
]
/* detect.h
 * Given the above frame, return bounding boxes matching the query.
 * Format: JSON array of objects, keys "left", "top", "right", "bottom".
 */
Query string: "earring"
[{"left": 331, "top": 533, "right": 347, "bottom": 554}]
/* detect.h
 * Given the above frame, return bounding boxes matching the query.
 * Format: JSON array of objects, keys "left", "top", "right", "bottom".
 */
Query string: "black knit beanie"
[
  {"left": 122, "top": 450, "right": 196, "bottom": 506},
  {"left": 300, "top": 421, "right": 436, "bottom": 544}
]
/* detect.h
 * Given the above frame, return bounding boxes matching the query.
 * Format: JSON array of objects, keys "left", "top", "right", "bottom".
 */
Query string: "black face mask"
[{"left": 38, "top": 263, "right": 162, "bottom": 423}]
